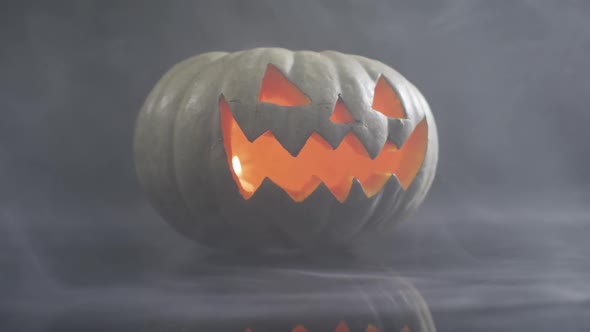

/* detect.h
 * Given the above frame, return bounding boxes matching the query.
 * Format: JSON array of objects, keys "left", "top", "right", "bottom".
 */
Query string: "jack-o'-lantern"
[{"left": 134, "top": 48, "right": 438, "bottom": 251}]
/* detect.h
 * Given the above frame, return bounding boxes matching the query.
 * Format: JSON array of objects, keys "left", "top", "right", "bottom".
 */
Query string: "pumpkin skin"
[{"left": 134, "top": 48, "right": 438, "bottom": 251}]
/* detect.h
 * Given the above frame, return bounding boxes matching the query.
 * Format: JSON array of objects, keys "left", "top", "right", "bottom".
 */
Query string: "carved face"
[
  {"left": 134, "top": 48, "right": 438, "bottom": 251},
  {"left": 220, "top": 64, "right": 428, "bottom": 202}
]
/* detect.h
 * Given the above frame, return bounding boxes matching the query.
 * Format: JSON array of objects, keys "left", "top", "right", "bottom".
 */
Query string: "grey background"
[{"left": 1, "top": 1, "right": 589, "bottom": 331}]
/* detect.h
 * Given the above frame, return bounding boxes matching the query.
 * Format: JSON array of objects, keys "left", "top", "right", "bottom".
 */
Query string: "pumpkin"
[{"left": 134, "top": 48, "right": 438, "bottom": 251}]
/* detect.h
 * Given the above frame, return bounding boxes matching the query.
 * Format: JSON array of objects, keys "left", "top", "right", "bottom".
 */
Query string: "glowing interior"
[
  {"left": 366, "top": 325, "right": 380, "bottom": 332},
  {"left": 330, "top": 98, "right": 355, "bottom": 123},
  {"left": 220, "top": 97, "right": 428, "bottom": 203},
  {"left": 258, "top": 64, "right": 311, "bottom": 106},
  {"left": 335, "top": 321, "right": 349, "bottom": 332},
  {"left": 372, "top": 76, "right": 407, "bottom": 119},
  {"left": 245, "top": 322, "right": 399, "bottom": 332}
]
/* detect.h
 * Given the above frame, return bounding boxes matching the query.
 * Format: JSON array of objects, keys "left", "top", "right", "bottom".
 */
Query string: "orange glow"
[
  {"left": 402, "top": 325, "right": 411, "bottom": 332},
  {"left": 330, "top": 98, "right": 355, "bottom": 123},
  {"left": 220, "top": 96, "right": 427, "bottom": 202},
  {"left": 258, "top": 64, "right": 311, "bottom": 106},
  {"left": 335, "top": 321, "right": 350, "bottom": 332},
  {"left": 365, "top": 325, "right": 380, "bottom": 332},
  {"left": 372, "top": 76, "right": 406, "bottom": 119},
  {"left": 246, "top": 323, "right": 389, "bottom": 332},
  {"left": 292, "top": 326, "right": 309, "bottom": 332}
]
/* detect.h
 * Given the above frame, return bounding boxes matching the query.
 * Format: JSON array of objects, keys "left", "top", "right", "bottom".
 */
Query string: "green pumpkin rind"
[{"left": 134, "top": 48, "right": 438, "bottom": 251}]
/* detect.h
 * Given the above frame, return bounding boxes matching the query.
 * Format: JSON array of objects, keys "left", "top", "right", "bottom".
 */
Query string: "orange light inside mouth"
[
  {"left": 220, "top": 97, "right": 428, "bottom": 203},
  {"left": 245, "top": 321, "right": 410, "bottom": 332}
]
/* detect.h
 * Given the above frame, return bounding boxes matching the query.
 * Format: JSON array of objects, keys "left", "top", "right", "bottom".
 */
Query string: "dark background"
[{"left": 1, "top": 1, "right": 589, "bottom": 331}]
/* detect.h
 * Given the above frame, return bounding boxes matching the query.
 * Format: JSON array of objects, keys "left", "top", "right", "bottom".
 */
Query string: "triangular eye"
[
  {"left": 330, "top": 97, "right": 355, "bottom": 123},
  {"left": 258, "top": 64, "right": 311, "bottom": 106},
  {"left": 372, "top": 75, "right": 407, "bottom": 118}
]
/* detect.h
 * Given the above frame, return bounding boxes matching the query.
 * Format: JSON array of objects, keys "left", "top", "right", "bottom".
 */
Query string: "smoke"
[{"left": 1, "top": 0, "right": 589, "bottom": 331}]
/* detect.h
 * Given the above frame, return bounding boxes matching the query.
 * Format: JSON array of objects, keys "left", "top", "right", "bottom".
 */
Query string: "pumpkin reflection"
[{"left": 245, "top": 321, "right": 412, "bottom": 332}]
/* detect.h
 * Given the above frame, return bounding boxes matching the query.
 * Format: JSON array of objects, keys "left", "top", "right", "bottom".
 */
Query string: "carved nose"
[
  {"left": 330, "top": 97, "right": 355, "bottom": 123},
  {"left": 258, "top": 64, "right": 311, "bottom": 106}
]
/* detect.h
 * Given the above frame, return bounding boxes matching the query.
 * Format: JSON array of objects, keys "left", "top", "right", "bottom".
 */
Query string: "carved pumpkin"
[{"left": 134, "top": 48, "right": 438, "bottom": 251}]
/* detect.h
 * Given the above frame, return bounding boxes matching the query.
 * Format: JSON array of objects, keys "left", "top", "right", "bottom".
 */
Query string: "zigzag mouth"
[{"left": 220, "top": 96, "right": 428, "bottom": 203}]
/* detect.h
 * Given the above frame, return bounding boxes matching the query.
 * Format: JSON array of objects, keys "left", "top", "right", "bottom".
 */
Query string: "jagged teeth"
[
  {"left": 386, "top": 116, "right": 428, "bottom": 149},
  {"left": 228, "top": 99, "right": 388, "bottom": 158},
  {"left": 220, "top": 96, "right": 428, "bottom": 203},
  {"left": 247, "top": 174, "right": 401, "bottom": 203}
]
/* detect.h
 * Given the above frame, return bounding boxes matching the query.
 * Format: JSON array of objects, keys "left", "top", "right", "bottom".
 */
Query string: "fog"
[{"left": 1, "top": 1, "right": 589, "bottom": 331}]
